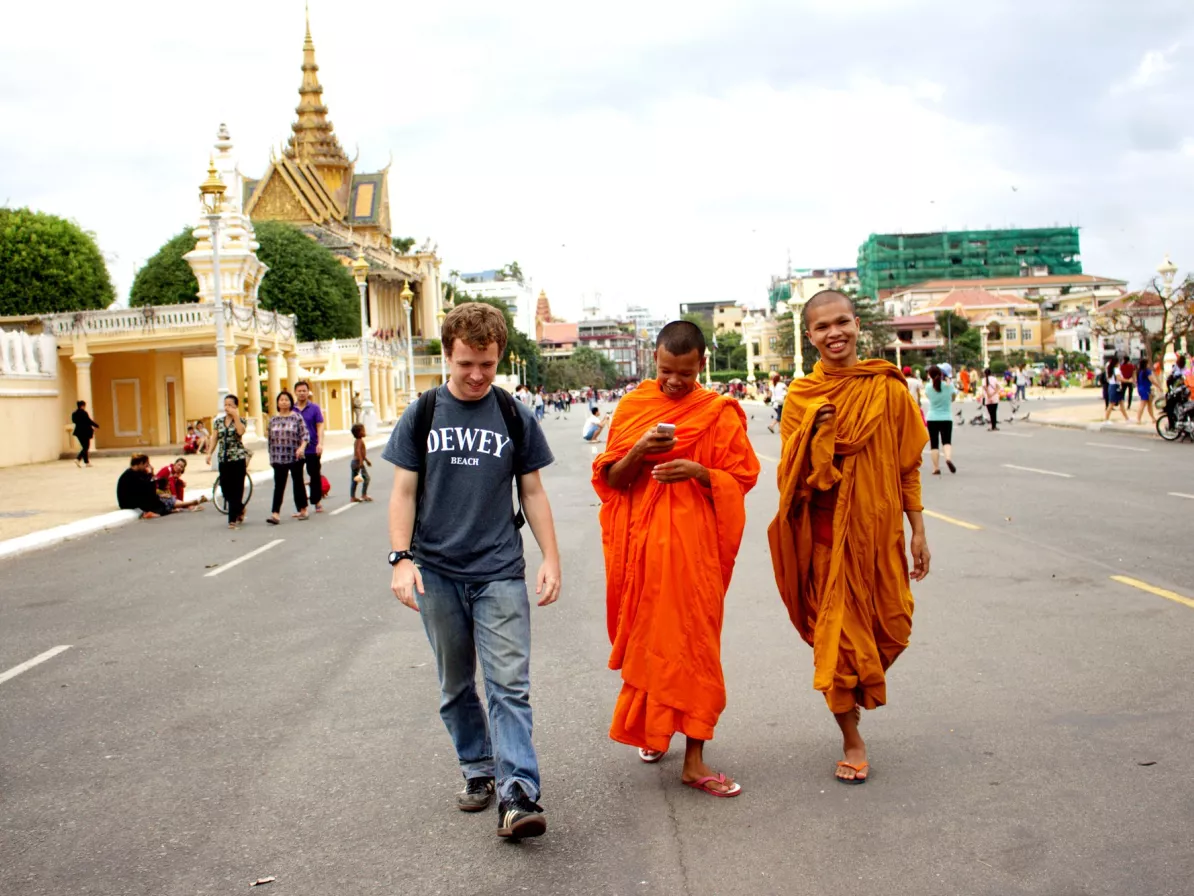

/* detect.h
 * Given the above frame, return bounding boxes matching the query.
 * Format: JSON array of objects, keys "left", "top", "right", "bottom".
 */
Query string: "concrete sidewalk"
[
  {"left": 0, "top": 427, "right": 393, "bottom": 560},
  {"left": 1026, "top": 398, "right": 1162, "bottom": 437}
]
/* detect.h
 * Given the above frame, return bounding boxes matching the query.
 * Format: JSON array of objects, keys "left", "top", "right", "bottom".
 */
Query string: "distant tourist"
[
  {"left": 767, "top": 374, "right": 788, "bottom": 433},
  {"left": 1135, "top": 360, "right": 1160, "bottom": 426},
  {"left": 925, "top": 365, "right": 957, "bottom": 475},
  {"left": 117, "top": 454, "right": 203, "bottom": 517},
  {"left": 1102, "top": 357, "right": 1129, "bottom": 423},
  {"left": 207, "top": 394, "right": 249, "bottom": 530},
  {"left": 71, "top": 400, "right": 99, "bottom": 468},
  {"left": 981, "top": 367, "right": 1002, "bottom": 430},
  {"left": 293, "top": 381, "right": 326, "bottom": 513},
  {"left": 1014, "top": 366, "right": 1029, "bottom": 401},
  {"left": 266, "top": 389, "right": 309, "bottom": 525},
  {"left": 194, "top": 420, "right": 210, "bottom": 454},
  {"left": 581, "top": 407, "right": 610, "bottom": 442},
  {"left": 1119, "top": 358, "right": 1136, "bottom": 409},
  {"left": 183, "top": 425, "right": 200, "bottom": 455},
  {"left": 350, "top": 423, "right": 373, "bottom": 502}
]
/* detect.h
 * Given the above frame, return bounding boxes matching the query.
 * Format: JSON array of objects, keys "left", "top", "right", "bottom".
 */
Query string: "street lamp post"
[
  {"left": 351, "top": 251, "right": 378, "bottom": 435},
  {"left": 1159, "top": 254, "right": 1180, "bottom": 372},
  {"left": 400, "top": 280, "right": 417, "bottom": 401},
  {"left": 704, "top": 347, "right": 711, "bottom": 387},
  {"left": 436, "top": 306, "right": 447, "bottom": 384},
  {"left": 199, "top": 158, "right": 230, "bottom": 418}
]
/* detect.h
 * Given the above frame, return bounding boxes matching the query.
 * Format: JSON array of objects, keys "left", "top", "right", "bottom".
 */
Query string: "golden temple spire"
[{"left": 285, "top": 4, "right": 349, "bottom": 170}]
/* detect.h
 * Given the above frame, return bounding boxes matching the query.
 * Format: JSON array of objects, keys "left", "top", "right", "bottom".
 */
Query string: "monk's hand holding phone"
[{"left": 635, "top": 425, "right": 676, "bottom": 456}]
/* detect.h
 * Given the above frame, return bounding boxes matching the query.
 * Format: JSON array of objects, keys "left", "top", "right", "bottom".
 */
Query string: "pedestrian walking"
[
  {"left": 207, "top": 394, "right": 248, "bottom": 530},
  {"left": 767, "top": 374, "right": 788, "bottom": 433},
  {"left": 293, "top": 381, "right": 326, "bottom": 512},
  {"left": 980, "top": 367, "right": 1002, "bottom": 430},
  {"left": 1119, "top": 358, "right": 1136, "bottom": 410},
  {"left": 384, "top": 301, "right": 561, "bottom": 840},
  {"left": 924, "top": 365, "right": 956, "bottom": 475},
  {"left": 349, "top": 423, "right": 372, "bottom": 502},
  {"left": 266, "top": 389, "right": 308, "bottom": 525},
  {"left": 533, "top": 388, "right": 545, "bottom": 421},
  {"left": 71, "top": 400, "right": 99, "bottom": 468},
  {"left": 594, "top": 321, "right": 759, "bottom": 796},
  {"left": 770, "top": 290, "right": 930, "bottom": 785},
  {"left": 1014, "top": 366, "right": 1028, "bottom": 402},
  {"left": 1103, "top": 357, "right": 1129, "bottom": 423},
  {"left": 1134, "top": 360, "right": 1159, "bottom": 425}
]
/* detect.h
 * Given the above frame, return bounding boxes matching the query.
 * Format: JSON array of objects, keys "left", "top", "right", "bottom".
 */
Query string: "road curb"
[
  {"left": 0, "top": 434, "right": 392, "bottom": 563},
  {"left": 1026, "top": 418, "right": 1160, "bottom": 439}
]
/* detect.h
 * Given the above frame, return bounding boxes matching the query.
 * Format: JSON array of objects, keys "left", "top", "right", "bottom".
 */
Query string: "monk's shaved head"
[
  {"left": 802, "top": 289, "right": 856, "bottom": 328},
  {"left": 656, "top": 320, "right": 706, "bottom": 358}
]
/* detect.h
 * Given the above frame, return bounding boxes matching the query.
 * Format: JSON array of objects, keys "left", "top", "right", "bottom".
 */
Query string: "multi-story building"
[
  {"left": 857, "top": 227, "right": 1083, "bottom": 300},
  {"left": 578, "top": 318, "right": 648, "bottom": 382},
  {"left": 768, "top": 268, "right": 859, "bottom": 310},
  {"left": 457, "top": 270, "right": 535, "bottom": 334},
  {"left": 622, "top": 304, "right": 669, "bottom": 346},
  {"left": 679, "top": 300, "right": 737, "bottom": 328},
  {"left": 888, "top": 287, "right": 1050, "bottom": 366},
  {"left": 885, "top": 273, "right": 1125, "bottom": 318}
]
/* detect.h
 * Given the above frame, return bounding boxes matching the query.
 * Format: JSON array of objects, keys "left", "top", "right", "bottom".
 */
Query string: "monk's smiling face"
[
  {"left": 805, "top": 294, "right": 860, "bottom": 368},
  {"left": 655, "top": 347, "right": 704, "bottom": 399}
]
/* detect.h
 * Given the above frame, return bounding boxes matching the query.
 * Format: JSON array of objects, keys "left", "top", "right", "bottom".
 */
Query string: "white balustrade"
[
  {"left": 39, "top": 304, "right": 297, "bottom": 341},
  {"left": 0, "top": 329, "right": 56, "bottom": 377}
]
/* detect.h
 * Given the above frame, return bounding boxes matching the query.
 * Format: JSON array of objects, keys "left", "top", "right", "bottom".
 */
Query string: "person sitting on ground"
[
  {"left": 116, "top": 454, "right": 202, "bottom": 517},
  {"left": 194, "top": 420, "right": 210, "bottom": 454},
  {"left": 183, "top": 425, "right": 200, "bottom": 455},
  {"left": 155, "top": 457, "right": 194, "bottom": 502},
  {"left": 581, "top": 407, "right": 611, "bottom": 442}
]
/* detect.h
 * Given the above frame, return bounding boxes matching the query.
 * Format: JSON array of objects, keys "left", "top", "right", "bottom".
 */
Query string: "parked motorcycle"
[{"left": 1156, "top": 382, "right": 1194, "bottom": 442}]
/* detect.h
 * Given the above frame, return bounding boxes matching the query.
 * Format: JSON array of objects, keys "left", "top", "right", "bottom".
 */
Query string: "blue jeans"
[{"left": 416, "top": 567, "right": 540, "bottom": 802}]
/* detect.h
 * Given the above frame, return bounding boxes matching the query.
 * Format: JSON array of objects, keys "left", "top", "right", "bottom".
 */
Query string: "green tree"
[
  {"left": 130, "top": 221, "right": 360, "bottom": 342},
  {"left": 0, "top": 207, "right": 116, "bottom": 314},
  {"left": 681, "top": 312, "right": 714, "bottom": 352},
  {"left": 129, "top": 227, "right": 200, "bottom": 306},
  {"left": 392, "top": 236, "right": 416, "bottom": 254},
  {"left": 449, "top": 291, "right": 543, "bottom": 385},
  {"left": 712, "top": 329, "right": 742, "bottom": 372},
  {"left": 500, "top": 261, "right": 525, "bottom": 286},
  {"left": 570, "top": 346, "right": 618, "bottom": 390},
  {"left": 855, "top": 297, "right": 894, "bottom": 359}
]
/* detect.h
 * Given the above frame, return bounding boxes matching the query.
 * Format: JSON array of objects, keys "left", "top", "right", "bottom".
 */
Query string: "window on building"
[
  {"left": 1005, "top": 327, "right": 1018, "bottom": 341},
  {"left": 1022, "top": 327, "right": 1033, "bottom": 341},
  {"left": 769, "top": 337, "right": 777, "bottom": 350},
  {"left": 770, "top": 364, "right": 778, "bottom": 372},
  {"left": 752, "top": 342, "right": 761, "bottom": 355}
]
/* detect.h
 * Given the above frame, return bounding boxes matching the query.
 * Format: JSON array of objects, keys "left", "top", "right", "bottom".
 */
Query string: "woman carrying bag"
[
  {"left": 266, "top": 390, "right": 309, "bottom": 524},
  {"left": 207, "top": 394, "right": 248, "bottom": 530}
]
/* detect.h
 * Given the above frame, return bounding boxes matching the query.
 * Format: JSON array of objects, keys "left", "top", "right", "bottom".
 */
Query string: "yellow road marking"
[
  {"left": 923, "top": 509, "right": 982, "bottom": 530},
  {"left": 1110, "top": 576, "right": 1194, "bottom": 610}
]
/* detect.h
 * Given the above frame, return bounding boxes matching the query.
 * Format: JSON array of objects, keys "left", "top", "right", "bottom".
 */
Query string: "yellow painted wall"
[
  {"left": 0, "top": 389, "right": 62, "bottom": 466},
  {"left": 88, "top": 351, "right": 185, "bottom": 448},
  {"left": 183, "top": 355, "right": 218, "bottom": 430}
]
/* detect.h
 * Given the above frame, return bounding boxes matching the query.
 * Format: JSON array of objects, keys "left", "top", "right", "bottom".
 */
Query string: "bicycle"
[{"left": 211, "top": 469, "right": 254, "bottom": 514}]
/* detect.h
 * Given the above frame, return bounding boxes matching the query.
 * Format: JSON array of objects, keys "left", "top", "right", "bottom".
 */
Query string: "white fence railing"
[{"left": 41, "top": 304, "right": 296, "bottom": 341}]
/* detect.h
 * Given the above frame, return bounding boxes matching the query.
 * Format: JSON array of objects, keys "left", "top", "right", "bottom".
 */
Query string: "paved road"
[{"left": 2, "top": 403, "right": 1192, "bottom": 896}]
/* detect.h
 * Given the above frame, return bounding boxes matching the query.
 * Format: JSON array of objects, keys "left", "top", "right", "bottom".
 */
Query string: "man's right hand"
[
  {"left": 812, "top": 405, "right": 836, "bottom": 430},
  {"left": 635, "top": 427, "right": 676, "bottom": 456},
  {"left": 391, "top": 560, "right": 423, "bottom": 612}
]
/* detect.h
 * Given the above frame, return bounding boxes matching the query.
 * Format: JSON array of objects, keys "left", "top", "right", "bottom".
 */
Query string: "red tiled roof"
[
  {"left": 925, "top": 287, "right": 1036, "bottom": 309},
  {"left": 896, "top": 274, "right": 1126, "bottom": 294},
  {"left": 891, "top": 314, "right": 939, "bottom": 327},
  {"left": 1099, "top": 291, "right": 1164, "bottom": 314},
  {"left": 539, "top": 321, "right": 578, "bottom": 343}
]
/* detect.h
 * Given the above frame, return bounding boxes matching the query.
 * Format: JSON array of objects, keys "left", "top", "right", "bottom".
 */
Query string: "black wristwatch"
[{"left": 388, "top": 550, "right": 415, "bottom": 566}]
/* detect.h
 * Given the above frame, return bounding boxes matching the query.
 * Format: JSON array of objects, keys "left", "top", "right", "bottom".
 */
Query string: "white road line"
[
  {"left": 1002, "top": 464, "right": 1073, "bottom": 479},
  {"left": 330, "top": 502, "right": 358, "bottom": 516},
  {"left": 0, "top": 645, "right": 72, "bottom": 686},
  {"left": 1086, "top": 442, "right": 1149, "bottom": 453},
  {"left": 205, "top": 539, "right": 284, "bottom": 577},
  {"left": 997, "top": 432, "right": 1033, "bottom": 438},
  {"left": 1169, "top": 492, "right": 1194, "bottom": 501}
]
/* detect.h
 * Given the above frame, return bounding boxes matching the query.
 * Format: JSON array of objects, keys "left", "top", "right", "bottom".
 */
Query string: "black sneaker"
[
  {"left": 496, "top": 784, "right": 546, "bottom": 840},
  {"left": 457, "top": 776, "right": 495, "bottom": 813}
]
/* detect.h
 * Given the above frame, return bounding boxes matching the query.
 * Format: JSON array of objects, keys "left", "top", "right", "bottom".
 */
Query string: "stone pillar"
[
  {"left": 369, "top": 362, "right": 382, "bottom": 419},
  {"left": 384, "top": 362, "right": 395, "bottom": 420},
  {"left": 245, "top": 346, "right": 263, "bottom": 439},
  {"left": 267, "top": 350, "right": 283, "bottom": 409},
  {"left": 286, "top": 354, "right": 299, "bottom": 389},
  {"left": 227, "top": 350, "right": 240, "bottom": 406}
]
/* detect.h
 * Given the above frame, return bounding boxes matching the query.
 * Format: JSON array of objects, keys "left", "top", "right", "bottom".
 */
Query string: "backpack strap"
[
  {"left": 492, "top": 386, "right": 527, "bottom": 530},
  {"left": 411, "top": 389, "right": 438, "bottom": 546}
]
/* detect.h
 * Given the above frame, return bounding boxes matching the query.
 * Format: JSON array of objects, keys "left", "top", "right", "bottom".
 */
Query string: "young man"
[
  {"left": 384, "top": 302, "right": 561, "bottom": 840},
  {"left": 769, "top": 290, "right": 930, "bottom": 784},
  {"left": 592, "top": 321, "right": 759, "bottom": 797},
  {"left": 293, "top": 381, "right": 325, "bottom": 512},
  {"left": 581, "top": 407, "right": 610, "bottom": 442}
]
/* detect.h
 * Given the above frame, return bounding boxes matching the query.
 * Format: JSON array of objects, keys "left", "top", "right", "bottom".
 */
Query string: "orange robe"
[
  {"left": 767, "top": 360, "right": 926, "bottom": 714},
  {"left": 593, "top": 381, "right": 760, "bottom": 751}
]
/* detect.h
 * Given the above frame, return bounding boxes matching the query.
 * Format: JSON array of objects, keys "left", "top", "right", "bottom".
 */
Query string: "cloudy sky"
[{"left": 2, "top": 0, "right": 1192, "bottom": 326}]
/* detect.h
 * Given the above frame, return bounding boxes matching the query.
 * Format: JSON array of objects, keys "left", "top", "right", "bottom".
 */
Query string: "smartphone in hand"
[{"left": 655, "top": 423, "right": 676, "bottom": 437}]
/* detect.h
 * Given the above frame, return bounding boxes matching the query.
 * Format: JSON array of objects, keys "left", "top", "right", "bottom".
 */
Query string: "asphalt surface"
[{"left": 2, "top": 399, "right": 1192, "bottom": 896}]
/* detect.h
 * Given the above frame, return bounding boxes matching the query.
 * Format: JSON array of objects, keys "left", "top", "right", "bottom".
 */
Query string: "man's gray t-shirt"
[{"left": 383, "top": 385, "right": 554, "bottom": 583}]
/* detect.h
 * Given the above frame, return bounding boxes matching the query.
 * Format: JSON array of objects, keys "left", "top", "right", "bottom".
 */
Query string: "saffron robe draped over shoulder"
[
  {"left": 593, "top": 381, "right": 760, "bottom": 751},
  {"left": 767, "top": 360, "right": 926, "bottom": 714}
]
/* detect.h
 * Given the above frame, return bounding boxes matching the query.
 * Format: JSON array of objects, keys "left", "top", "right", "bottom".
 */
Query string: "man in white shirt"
[{"left": 767, "top": 375, "right": 788, "bottom": 433}]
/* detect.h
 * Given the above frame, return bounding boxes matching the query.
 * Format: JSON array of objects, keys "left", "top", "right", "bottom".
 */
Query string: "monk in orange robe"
[
  {"left": 594, "top": 321, "right": 760, "bottom": 797},
  {"left": 769, "top": 290, "right": 931, "bottom": 785}
]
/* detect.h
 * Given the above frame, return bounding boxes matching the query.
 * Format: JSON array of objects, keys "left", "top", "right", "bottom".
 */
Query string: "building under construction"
[{"left": 857, "top": 227, "right": 1082, "bottom": 299}]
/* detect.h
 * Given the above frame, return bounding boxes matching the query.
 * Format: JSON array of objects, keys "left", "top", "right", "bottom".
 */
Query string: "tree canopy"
[
  {"left": 450, "top": 292, "right": 543, "bottom": 385},
  {"left": 542, "top": 346, "right": 619, "bottom": 391},
  {"left": 0, "top": 207, "right": 116, "bottom": 315},
  {"left": 130, "top": 221, "right": 360, "bottom": 341}
]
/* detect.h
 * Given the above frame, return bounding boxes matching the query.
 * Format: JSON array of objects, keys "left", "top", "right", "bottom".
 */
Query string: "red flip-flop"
[{"left": 684, "top": 774, "right": 741, "bottom": 797}]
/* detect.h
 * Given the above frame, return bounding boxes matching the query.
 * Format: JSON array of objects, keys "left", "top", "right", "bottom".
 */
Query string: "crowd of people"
[{"left": 114, "top": 379, "right": 372, "bottom": 529}]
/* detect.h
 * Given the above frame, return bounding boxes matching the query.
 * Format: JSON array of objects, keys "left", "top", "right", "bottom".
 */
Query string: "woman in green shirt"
[
  {"left": 924, "top": 365, "right": 957, "bottom": 475},
  {"left": 207, "top": 394, "right": 249, "bottom": 528}
]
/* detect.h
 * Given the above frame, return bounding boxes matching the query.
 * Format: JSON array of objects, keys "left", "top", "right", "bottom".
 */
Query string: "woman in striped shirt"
[{"left": 266, "top": 390, "right": 309, "bottom": 524}]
